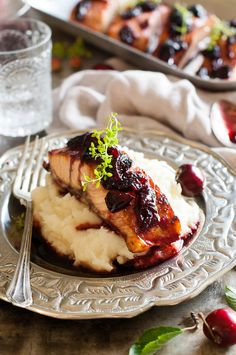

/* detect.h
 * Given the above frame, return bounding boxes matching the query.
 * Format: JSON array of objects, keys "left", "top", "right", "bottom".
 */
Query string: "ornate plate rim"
[{"left": 0, "top": 128, "right": 236, "bottom": 319}]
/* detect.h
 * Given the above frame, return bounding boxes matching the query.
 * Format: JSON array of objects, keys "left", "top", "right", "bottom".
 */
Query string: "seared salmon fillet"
[
  {"left": 70, "top": 0, "right": 132, "bottom": 33},
  {"left": 48, "top": 133, "right": 181, "bottom": 253},
  {"left": 197, "top": 34, "right": 236, "bottom": 80},
  {"left": 154, "top": 4, "right": 217, "bottom": 68},
  {"left": 107, "top": 3, "right": 171, "bottom": 52}
]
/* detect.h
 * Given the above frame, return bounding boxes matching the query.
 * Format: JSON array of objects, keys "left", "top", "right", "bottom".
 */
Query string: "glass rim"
[{"left": 0, "top": 17, "right": 51, "bottom": 56}]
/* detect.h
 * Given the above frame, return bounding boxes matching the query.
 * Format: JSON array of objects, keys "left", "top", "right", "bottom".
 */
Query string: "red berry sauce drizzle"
[
  {"left": 220, "top": 100, "right": 236, "bottom": 143},
  {"left": 42, "top": 133, "right": 202, "bottom": 272},
  {"left": 67, "top": 133, "right": 161, "bottom": 233}
]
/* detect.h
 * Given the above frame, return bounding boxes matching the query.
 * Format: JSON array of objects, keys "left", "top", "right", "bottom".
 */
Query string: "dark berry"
[
  {"left": 121, "top": 6, "right": 142, "bottom": 19},
  {"left": 67, "top": 133, "right": 99, "bottom": 162},
  {"left": 119, "top": 25, "right": 135, "bottom": 45},
  {"left": 202, "top": 45, "right": 221, "bottom": 60},
  {"left": 227, "top": 35, "right": 236, "bottom": 46},
  {"left": 230, "top": 19, "right": 236, "bottom": 28},
  {"left": 105, "top": 191, "right": 134, "bottom": 213},
  {"left": 107, "top": 147, "right": 119, "bottom": 158},
  {"left": 75, "top": 0, "right": 91, "bottom": 21},
  {"left": 203, "top": 308, "right": 236, "bottom": 347},
  {"left": 67, "top": 132, "right": 92, "bottom": 149},
  {"left": 159, "top": 39, "right": 187, "bottom": 64},
  {"left": 197, "top": 66, "right": 209, "bottom": 79},
  {"left": 170, "top": 9, "right": 183, "bottom": 27},
  {"left": 102, "top": 153, "right": 133, "bottom": 191},
  {"left": 139, "top": 1, "right": 158, "bottom": 12},
  {"left": 169, "top": 8, "right": 192, "bottom": 36},
  {"left": 176, "top": 164, "right": 205, "bottom": 197},
  {"left": 213, "top": 64, "right": 232, "bottom": 79},
  {"left": 188, "top": 4, "right": 207, "bottom": 18},
  {"left": 159, "top": 42, "right": 175, "bottom": 63},
  {"left": 212, "top": 58, "right": 223, "bottom": 70},
  {"left": 129, "top": 172, "right": 147, "bottom": 191},
  {"left": 140, "top": 19, "right": 149, "bottom": 29},
  {"left": 135, "top": 185, "right": 159, "bottom": 231},
  {"left": 93, "top": 63, "right": 114, "bottom": 70}
]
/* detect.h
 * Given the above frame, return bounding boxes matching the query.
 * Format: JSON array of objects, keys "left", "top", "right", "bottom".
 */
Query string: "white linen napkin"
[{"left": 51, "top": 58, "right": 236, "bottom": 169}]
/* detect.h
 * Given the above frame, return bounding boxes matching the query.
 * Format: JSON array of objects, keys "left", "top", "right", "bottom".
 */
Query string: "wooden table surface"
[{"left": 1, "top": 2, "right": 236, "bottom": 355}]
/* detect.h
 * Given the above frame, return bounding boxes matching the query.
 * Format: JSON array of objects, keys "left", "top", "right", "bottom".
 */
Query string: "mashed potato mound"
[
  {"left": 32, "top": 176, "right": 134, "bottom": 272},
  {"left": 32, "top": 148, "right": 201, "bottom": 272}
]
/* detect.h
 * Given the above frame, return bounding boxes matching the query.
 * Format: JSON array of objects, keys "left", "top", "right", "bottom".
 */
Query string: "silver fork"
[{"left": 6, "top": 136, "right": 46, "bottom": 307}]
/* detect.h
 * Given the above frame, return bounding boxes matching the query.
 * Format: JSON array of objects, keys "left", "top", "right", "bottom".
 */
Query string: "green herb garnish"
[
  {"left": 225, "top": 285, "right": 236, "bottom": 311},
  {"left": 82, "top": 113, "right": 122, "bottom": 190},
  {"left": 174, "top": 3, "right": 192, "bottom": 35},
  {"left": 137, "top": 0, "right": 160, "bottom": 5},
  {"left": 207, "top": 18, "right": 236, "bottom": 50},
  {"left": 13, "top": 212, "right": 25, "bottom": 232}
]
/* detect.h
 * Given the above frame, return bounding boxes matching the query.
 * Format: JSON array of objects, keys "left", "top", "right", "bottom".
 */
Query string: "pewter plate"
[
  {"left": 25, "top": 0, "right": 236, "bottom": 91},
  {"left": 0, "top": 129, "right": 236, "bottom": 319}
]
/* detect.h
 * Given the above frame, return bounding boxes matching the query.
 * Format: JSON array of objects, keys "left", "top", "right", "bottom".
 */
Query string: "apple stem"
[
  {"left": 183, "top": 312, "right": 200, "bottom": 331},
  {"left": 198, "top": 312, "right": 221, "bottom": 344}
]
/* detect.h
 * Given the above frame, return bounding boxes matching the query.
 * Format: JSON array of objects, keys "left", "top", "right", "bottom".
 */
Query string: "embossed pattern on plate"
[{"left": 0, "top": 129, "right": 236, "bottom": 319}]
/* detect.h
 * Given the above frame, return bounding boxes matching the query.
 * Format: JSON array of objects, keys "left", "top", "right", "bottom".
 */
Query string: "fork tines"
[{"left": 13, "top": 136, "right": 46, "bottom": 201}]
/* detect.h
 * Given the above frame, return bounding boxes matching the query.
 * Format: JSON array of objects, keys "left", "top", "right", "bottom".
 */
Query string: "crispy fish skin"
[{"left": 48, "top": 147, "right": 181, "bottom": 253}]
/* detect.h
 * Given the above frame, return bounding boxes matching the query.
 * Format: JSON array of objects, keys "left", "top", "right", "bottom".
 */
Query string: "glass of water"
[{"left": 0, "top": 18, "right": 52, "bottom": 137}]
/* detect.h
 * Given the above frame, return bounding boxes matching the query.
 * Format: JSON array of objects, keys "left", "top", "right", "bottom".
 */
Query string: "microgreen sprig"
[
  {"left": 174, "top": 3, "right": 192, "bottom": 35},
  {"left": 207, "top": 18, "right": 236, "bottom": 50},
  {"left": 82, "top": 113, "right": 122, "bottom": 190}
]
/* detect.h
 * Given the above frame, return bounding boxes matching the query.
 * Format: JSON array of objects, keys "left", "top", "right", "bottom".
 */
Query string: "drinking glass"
[{"left": 0, "top": 18, "right": 52, "bottom": 137}]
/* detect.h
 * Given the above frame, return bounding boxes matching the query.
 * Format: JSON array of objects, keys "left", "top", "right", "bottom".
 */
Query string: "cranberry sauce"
[
  {"left": 216, "top": 100, "right": 236, "bottom": 143},
  {"left": 105, "top": 191, "right": 134, "bottom": 213},
  {"left": 119, "top": 25, "right": 136, "bottom": 45},
  {"left": 67, "top": 133, "right": 164, "bottom": 232},
  {"left": 197, "top": 63, "right": 232, "bottom": 80},
  {"left": 67, "top": 132, "right": 100, "bottom": 162},
  {"left": 74, "top": 0, "right": 92, "bottom": 21},
  {"left": 158, "top": 39, "right": 188, "bottom": 65},
  {"left": 101, "top": 147, "right": 161, "bottom": 232},
  {"left": 199, "top": 37, "right": 235, "bottom": 80},
  {"left": 169, "top": 8, "right": 192, "bottom": 37}
]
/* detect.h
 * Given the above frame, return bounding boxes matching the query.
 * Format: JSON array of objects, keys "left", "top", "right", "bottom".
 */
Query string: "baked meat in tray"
[{"left": 27, "top": 0, "right": 236, "bottom": 91}]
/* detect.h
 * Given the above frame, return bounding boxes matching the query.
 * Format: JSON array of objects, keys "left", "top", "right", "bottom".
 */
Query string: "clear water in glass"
[{"left": 0, "top": 19, "right": 52, "bottom": 137}]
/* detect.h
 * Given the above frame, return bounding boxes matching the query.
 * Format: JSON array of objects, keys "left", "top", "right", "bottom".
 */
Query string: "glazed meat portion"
[
  {"left": 70, "top": 0, "right": 131, "bottom": 32},
  {"left": 197, "top": 32, "right": 236, "bottom": 80},
  {"left": 48, "top": 133, "right": 181, "bottom": 253},
  {"left": 154, "top": 4, "right": 217, "bottom": 68},
  {"left": 107, "top": 2, "right": 171, "bottom": 52}
]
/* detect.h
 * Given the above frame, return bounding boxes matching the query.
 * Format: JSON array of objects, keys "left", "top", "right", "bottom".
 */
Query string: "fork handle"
[{"left": 6, "top": 200, "right": 33, "bottom": 307}]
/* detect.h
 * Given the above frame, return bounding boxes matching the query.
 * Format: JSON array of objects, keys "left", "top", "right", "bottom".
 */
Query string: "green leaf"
[
  {"left": 129, "top": 327, "right": 183, "bottom": 355},
  {"left": 225, "top": 285, "right": 236, "bottom": 311}
]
